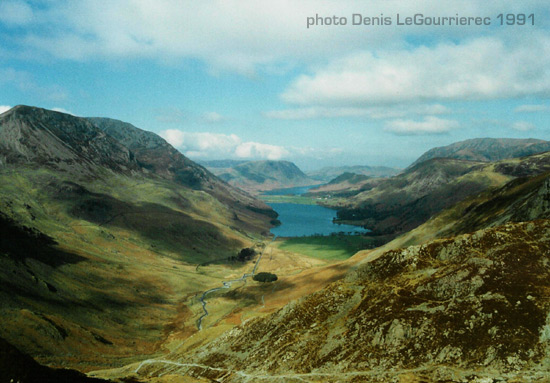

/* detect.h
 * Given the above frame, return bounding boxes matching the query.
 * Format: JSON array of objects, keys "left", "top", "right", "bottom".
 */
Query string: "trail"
[
  {"left": 133, "top": 358, "right": 455, "bottom": 382},
  {"left": 196, "top": 236, "right": 276, "bottom": 330}
]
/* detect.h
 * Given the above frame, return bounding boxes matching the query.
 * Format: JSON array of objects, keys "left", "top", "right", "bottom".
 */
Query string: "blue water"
[
  {"left": 262, "top": 184, "right": 320, "bottom": 196},
  {"left": 268, "top": 203, "right": 369, "bottom": 237}
]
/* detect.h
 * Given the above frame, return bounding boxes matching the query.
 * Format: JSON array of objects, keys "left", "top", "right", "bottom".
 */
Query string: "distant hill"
[
  {"left": 307, "top": 172, "right": 377, "bottom": 198},
  {"left": 329, "top": 151, "right": 550, "bottom": 236},
  {"left": 205, "top": 160, "right": 318, "bottom": 194},
  {"left": 198, "top": 159, "right": 248, "bottom": 168},
  {"left": 307, "top": 165, "right": 401, "bottom": 182},
  {"left": 410, "top": 137, "right": 550, "bottom": 168}
]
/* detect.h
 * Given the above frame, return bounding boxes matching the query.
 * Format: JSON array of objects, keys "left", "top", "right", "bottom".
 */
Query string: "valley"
[{"left": 2, "top": 106, "right": 550, "bottom": 383}]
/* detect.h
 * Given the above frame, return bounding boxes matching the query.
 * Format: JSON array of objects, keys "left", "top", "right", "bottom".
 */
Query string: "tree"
[
  {"left": 253, "top": 272, "right": 278, "bottom": 283},
  {"left": 236, "top": 247, "right": 256, "bottom": 262}
]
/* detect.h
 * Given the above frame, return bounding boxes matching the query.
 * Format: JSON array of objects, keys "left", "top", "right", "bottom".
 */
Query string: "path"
[{"left": 196, "top": 236, "right": 276, "bottom": 330}]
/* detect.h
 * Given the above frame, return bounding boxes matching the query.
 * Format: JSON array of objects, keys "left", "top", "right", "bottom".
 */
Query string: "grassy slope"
[
  {"left": 275, "top": 235, "right": 382, "bottom": 261},
  {"left": 1, "top": 167, "right": 356, "bottom": 374},
  {"left": 0, "top": 166, "right": 269, "bottom": 370}
]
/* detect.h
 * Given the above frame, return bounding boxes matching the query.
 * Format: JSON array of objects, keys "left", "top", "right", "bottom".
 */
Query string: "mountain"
[
  {"left": 307, "top": 165, "right": 401, "bottom": 182},
  {"left": 306, "top": 172, "right": 377, "bottom": 198},
  {"left": 114, "top": 218, "right": 550, "bottom": 382},
  {"left": 0, "top": 106, "right": 276, "bottom": 371},
  {"left": 384, "top": 168, "right": 550, "bottom": 252},
  {"left": 198, "top": 159, "right": 249, "bottom": 168},
  {"left": 205, "top": 160, "right": 318, "bottom": 194},
  {"left": 410, "top": 137, "right": 550, "bottom": 168},
  {"left": 0, "top": 337, "right": 109, "bottom": 383},
  {"left": 92, "top": 141, "right": 550, "bottom": 383},
  {"left": 330, "top": 151, "right": 550, "bottom": 236}
]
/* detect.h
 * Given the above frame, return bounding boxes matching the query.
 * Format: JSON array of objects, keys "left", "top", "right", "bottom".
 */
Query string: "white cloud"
[
  {"left": 282, "top": 36, "right": 550, "bottom": 106},
  {"left": 384, "top": 116, "right": 459, "bottom": 135},
  {"left": 235, "top": 142, "right": 289, "bottom": 160},
  {"left": 52, "top": 107, "right": 75, "bottom": 115},
  {"left": 511, "top": 121, "right": 536, "bottom": 131},
  {"left": 7, "top": 1, "right": 550, "bottom": 74},
  {"left": 0, "top": 105, "right": 12, "bottom": 114},
  {"left": 160, "top": 130, "right": 288, "bottom": 160},
  {"left": 514, "top": 104, "right": 550, "bottom": 113}
]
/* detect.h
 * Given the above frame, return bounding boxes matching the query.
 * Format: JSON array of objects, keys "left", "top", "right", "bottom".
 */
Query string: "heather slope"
[{"left": 121, "top": 219, "right": 550, "bottom": 382}]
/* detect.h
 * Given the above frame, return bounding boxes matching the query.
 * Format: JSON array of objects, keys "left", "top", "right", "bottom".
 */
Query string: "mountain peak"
[{"left": 410, "top": 137, "right": 550, "bottom": 168}]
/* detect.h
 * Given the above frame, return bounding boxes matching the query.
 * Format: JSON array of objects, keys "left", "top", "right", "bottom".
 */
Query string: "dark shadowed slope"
[{"left": 0, "top": 106, "right": 276, "bottom": 372}]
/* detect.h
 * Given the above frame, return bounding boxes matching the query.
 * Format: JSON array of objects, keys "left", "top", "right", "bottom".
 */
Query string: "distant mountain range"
[
  {"left": 315, "top": 138, "right": 550, "bottom": 236},
  {"left": 203, "top": 159, "right": 319, "bottom": 194},
  {"left": 307, "top": 165, "right": 401, "bottom": 182}
]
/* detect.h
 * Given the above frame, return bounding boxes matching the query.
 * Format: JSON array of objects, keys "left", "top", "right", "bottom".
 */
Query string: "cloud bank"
[{"left": 161, "top": 130, "right": 289, "bottom": 160}]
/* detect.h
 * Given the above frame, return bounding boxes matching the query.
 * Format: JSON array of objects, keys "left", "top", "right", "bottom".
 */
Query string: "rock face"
[
  {"left": 136, "top": 220, "right": 550, "bottom": 382},
  {"left": 410, "top": 137, "right": 550, "bottom": 168},
  {"left": 0, "top": 106, "right": 137, "bottom": 176}
]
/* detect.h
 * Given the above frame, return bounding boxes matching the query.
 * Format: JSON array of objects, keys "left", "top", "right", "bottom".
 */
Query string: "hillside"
[
  {"left": 0, "top": 106, "right": 277, "bottom": 371},
  {"left": 307, "top": 165, "right": 401, "bottom": 182},
  {"left": 111, "top": 218, "right": 550, "bottom": 382},
  {"left": 206, "top": 160, "right": 318, "bottom": 194},
  {"left": 382, "top": 168, "right": 550, "bottom": 252},
  {"left": 95, "top": 159, "right": 550, "bottom": 382},
  {"left": 330, "top": 152, "right": 550, "bottom": 236},
  {"left": 410, "top": 137, "right": 550, "bottom": 168},
  {"left": 306, "top": 172, "right": 377, "bottom": 198}
]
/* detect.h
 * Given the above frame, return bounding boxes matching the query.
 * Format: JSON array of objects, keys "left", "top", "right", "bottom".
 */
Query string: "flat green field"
[{"left": 275, "top": 234, "right": 377, "bottom": 261}]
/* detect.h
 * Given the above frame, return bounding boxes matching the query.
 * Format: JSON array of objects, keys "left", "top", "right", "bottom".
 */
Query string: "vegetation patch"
[
  {"left": 276, "top": 234, "right": 383, "bottom": 261},
  {"left": 253, "top": 272, "right": 278, "bottom": 283}
]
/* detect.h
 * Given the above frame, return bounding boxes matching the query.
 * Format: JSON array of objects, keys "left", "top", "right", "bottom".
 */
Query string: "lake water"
[
  {"left": 268, "top": 203, "right": 368, "bottom": 237},
  {"left": 262, "top": 184, "right": 320, "bottom": 196}
]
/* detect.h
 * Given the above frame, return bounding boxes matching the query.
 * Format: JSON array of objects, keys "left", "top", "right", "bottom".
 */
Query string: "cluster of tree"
[
  {"left": 253, "top": 272, "right": 278, "bottom": 283},
  {"left": 227, "top": 247, "right": 256, "bottom": 263}
]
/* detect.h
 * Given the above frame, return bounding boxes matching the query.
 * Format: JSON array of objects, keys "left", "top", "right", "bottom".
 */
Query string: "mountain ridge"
[{"left": 410, "top": 137, "right": 550, "bottom": 168}]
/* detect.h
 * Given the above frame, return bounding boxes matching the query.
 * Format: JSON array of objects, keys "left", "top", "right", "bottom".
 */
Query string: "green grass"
[
  {"left": 259, "top": 195, "right": 319, "bottom": 205},
  {"left": 276, "top": 234, "right": 377, "bottom": 261}
]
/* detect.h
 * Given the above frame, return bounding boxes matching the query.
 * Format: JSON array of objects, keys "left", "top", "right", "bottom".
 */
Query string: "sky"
[{"left": 1, "top": 0, "right": 550, "bottom": 171}]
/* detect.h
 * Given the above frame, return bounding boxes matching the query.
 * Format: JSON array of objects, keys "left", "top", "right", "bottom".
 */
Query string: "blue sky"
[{"left": 1, "top": 1, "right": 550, "bottom": 170}]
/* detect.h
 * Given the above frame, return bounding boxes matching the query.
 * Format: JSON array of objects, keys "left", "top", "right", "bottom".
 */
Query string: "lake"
[
  {"left": 267, "top": 202, "right": 369, "bottom": 237},
  {"left": 262, "top": 184, "right": 320, "bottom": 196}
]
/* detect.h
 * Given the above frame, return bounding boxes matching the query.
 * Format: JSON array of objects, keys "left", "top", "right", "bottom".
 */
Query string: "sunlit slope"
[
  {"left": 329, "top": 152, "right": 550, "bottom": 236},
  {"left": 126, "top": 219, "right": 550, "bottom": 383}
]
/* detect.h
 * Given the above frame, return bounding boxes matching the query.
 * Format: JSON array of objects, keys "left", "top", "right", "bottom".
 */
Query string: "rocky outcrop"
[{"left": 133, "top": 220, "right": 550, "bottom": 382}]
